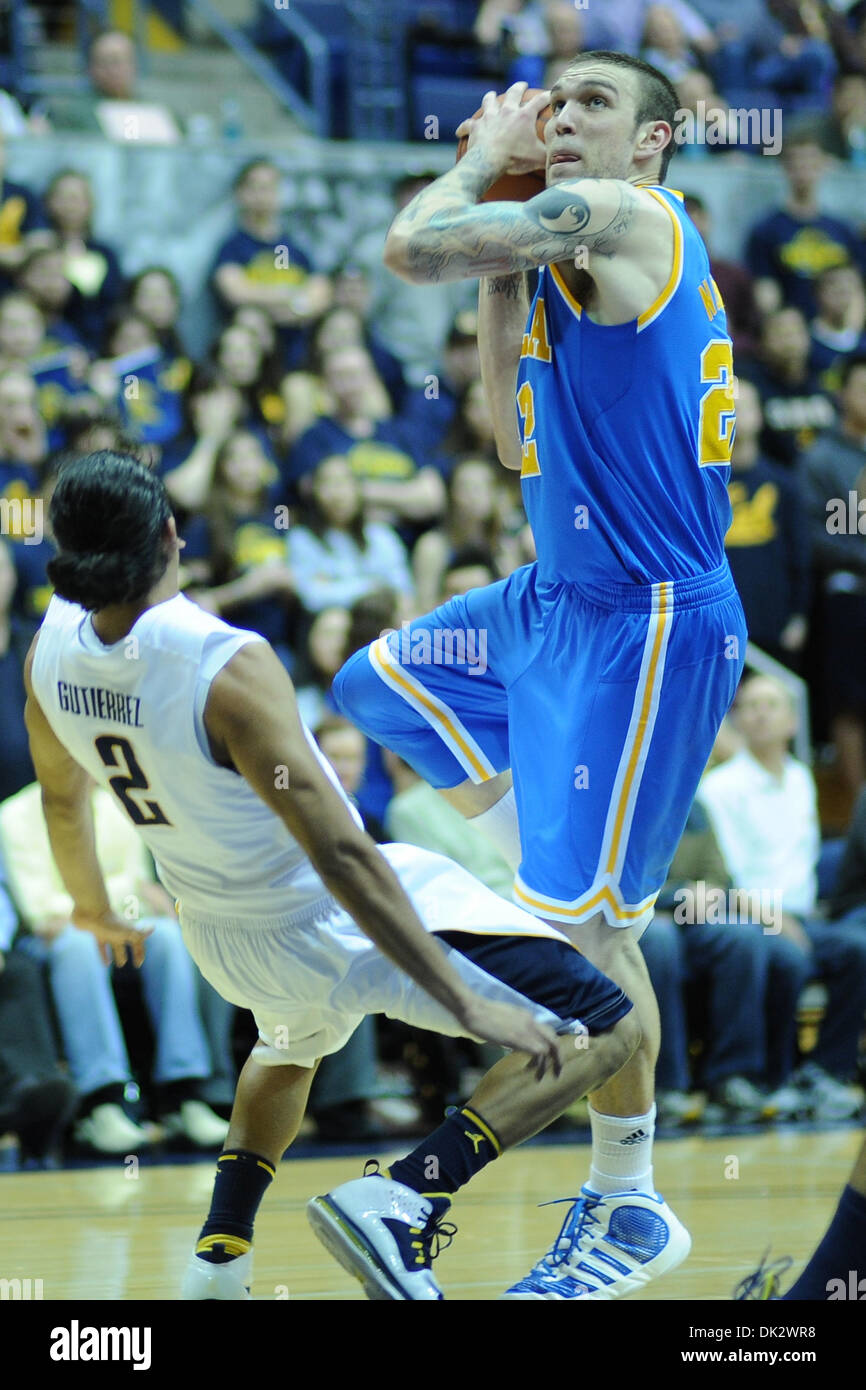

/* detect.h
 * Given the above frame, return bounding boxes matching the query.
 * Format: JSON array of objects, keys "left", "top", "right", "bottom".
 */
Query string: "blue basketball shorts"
[{"left": 334, "top": 561, "right": 747, "bottom": 932}]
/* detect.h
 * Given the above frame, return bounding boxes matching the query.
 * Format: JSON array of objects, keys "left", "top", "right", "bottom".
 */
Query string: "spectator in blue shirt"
[
  {"left": 746, "top": 131, "right": 865, "bottom": 319},
  {"left": 184, "top": 428, "right": 296, "bottom": 663},
  {"left": 211, "top": 158, "right": 331, "bottom": 371},
  {"left": 43, "top": 171, "right": 125, "bottom": 353},
  {"left": 738, "top": 306, "right": 836, "bottom": 468},
  {"left": 288, "top": 343, "right": 445, "bottom": 532}
]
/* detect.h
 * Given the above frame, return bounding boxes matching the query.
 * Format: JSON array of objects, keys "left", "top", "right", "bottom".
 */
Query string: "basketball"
[{"left": 455, "top": 89, "right": 550, "bottom": 202}]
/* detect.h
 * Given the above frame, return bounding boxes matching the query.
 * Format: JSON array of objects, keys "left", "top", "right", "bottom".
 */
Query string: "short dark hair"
[
  {"left": 233, "top": 158, "right": 280, "bottom": 191},
  {"left": 560, "top": 50, "right": 679, "bottom": 181},
  {"left": 48, "top": 452, "right": 172, "bottom": 611}
]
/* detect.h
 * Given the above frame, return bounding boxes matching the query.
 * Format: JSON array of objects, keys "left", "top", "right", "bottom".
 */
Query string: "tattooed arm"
[
  {"left": 384, "top": 153, "right": 655, "bottom": 285},
  {"left": 478, "top": 273, "right": 528, "bottom": 470}
]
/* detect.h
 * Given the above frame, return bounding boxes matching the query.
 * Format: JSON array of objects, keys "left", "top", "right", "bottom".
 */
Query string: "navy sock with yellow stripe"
[
  {"left": 386, "top": 1106, "right": 502, "bottom": 1196},
  {"left": 196, "top": 1149, "right": 276, "bottom": 1264}
]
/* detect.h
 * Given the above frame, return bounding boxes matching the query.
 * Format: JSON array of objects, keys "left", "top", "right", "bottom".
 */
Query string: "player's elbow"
[{"left": 383, "top": 229, "right": 426, "bottom": 284}]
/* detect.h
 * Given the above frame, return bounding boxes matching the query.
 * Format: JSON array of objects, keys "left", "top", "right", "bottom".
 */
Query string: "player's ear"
[
  {"left": 636, "top": 119, "right": 672, "bottom": 163},
  {"left": 164, "top": 513, "right": 184, "bottom": 552}
]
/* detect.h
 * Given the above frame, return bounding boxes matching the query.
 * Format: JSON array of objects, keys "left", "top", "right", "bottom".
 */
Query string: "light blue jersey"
[{"left": 516, "top": 186, "right": 736, "bottom": 587}]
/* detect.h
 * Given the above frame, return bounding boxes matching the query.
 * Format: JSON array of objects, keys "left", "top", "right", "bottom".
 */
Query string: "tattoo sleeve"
[{"left": 388, "top": 151, "right": 642, "bottom": 283}]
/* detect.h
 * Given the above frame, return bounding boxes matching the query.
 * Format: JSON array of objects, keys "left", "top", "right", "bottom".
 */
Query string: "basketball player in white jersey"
[{"left": 24, "top": 452, "right": 642, "bottom": 1301}]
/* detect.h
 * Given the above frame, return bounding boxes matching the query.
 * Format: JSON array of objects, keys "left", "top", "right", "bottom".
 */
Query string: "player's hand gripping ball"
[{"left": 456, "top": 82, "right": 551, "bottom": 202}]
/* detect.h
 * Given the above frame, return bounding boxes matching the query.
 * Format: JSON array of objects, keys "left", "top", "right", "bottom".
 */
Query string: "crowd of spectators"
[{"left": 2, "top": 10, "right": 866, "bottom": 1162}]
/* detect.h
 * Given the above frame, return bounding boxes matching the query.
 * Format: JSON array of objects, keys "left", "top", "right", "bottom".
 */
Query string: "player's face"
[
  {"left": 544, "top": 66, "right": 646, "bottom": 183},
  {"left": 312, "top": 454, "right": 361, "bottom": 527},
  {"left": 735, "top": 680, "right": 797, "bottom": 751},
  {"left": 133, "top": 272, "right": 179, "bottom": 330}
]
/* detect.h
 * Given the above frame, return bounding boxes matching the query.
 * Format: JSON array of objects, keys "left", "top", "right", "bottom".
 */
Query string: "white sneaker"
[
  {"left": 307, "top": 1173, "right": 452, "bottom": 1300},
  {"left": 74, "top": 1103, "right": 153, "bottom": 1154},
  {"left": 180, "top": 1248, "right": 253, "bottom": 1300},
  {"left": 161, "top": 1100, "right": 229, "bottom": 1148},
  {"left": 502, "top": 1185, "right": 691, "bottom": 1300}
]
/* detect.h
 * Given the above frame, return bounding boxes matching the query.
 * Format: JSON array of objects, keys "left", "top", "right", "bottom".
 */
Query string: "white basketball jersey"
[{"left": 31, "top": 593, "right": 363, "bottom": 919}]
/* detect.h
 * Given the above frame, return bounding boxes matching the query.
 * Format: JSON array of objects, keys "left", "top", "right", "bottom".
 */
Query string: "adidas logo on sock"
[{"left": 619, "top": 1128, "right": 648, "bottom": 1145}]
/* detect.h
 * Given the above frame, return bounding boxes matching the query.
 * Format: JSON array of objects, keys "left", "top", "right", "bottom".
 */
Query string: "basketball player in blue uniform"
[
  {"left": 335, "top": 53, "right": 747, "bottom": 1298},
  {"left": 23, "top": 451, "right": 641, "bottom": 1301}
]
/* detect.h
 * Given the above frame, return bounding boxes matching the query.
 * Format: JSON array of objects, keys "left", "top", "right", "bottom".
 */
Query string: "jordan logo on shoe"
[
  {"left": 464, "top": 1130, "right": 485, "bottom": 1155},
  {"left": 619, "top": 1129, "right": 648, "bottom": 1145}
]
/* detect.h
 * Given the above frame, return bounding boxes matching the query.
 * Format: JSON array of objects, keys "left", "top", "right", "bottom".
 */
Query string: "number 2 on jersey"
[
  {"left": 94, "top": 735, "right": 172, "bottom": 827},
  {"left": 517, "top": 380, "right": 541, "bottom": 477},
  {"left": 698, "top": 339, "right": 735, "bottom": 466}
]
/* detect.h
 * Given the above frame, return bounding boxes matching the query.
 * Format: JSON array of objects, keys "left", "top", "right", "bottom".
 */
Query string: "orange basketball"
[{"left": 456, "top": 89, "right": 550, "bottom": 202}]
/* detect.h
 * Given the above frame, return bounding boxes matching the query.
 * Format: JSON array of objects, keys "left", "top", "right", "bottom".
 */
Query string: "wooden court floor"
[{"left": 1, "top": 1129, "right": 859, "bottom": 1301}]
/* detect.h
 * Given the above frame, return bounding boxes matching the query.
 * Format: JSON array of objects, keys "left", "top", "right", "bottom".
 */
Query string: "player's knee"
[
  {"left": 607, "top": 1006, "right": 642, "bottom": 1070},
  {"left": 332, "top": 646, "right": 374, "bottom": 726}
]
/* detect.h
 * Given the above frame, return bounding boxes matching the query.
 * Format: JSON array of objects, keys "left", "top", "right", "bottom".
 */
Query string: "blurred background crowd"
[{"left": 2, "top": 0, "right": 866, "bottom": 1168}]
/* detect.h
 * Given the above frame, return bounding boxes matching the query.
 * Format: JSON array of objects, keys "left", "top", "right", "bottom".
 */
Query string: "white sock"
[
  {"left": 470, "top": 786, "right": 521, "bottom": 871},
  {"left": 588, "top": 1104, "right": 656, "bottom": 1196}
]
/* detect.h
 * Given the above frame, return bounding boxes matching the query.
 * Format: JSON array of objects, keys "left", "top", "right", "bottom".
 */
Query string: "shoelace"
[
  {"left": 363, "top": 1159, "right": 458, "bottom": 1267},
  {"left": 411, "top": 1211, "right": 459, "bottom": 1266},
  {"left": 532, "top": 1193, "right": 603, "bottom": 1272},
  {"left": 733, "top": 1249, "right": 793, "bottom": 1301}
]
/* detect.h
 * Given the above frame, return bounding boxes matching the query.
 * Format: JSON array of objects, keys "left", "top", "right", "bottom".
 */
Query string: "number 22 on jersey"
[
  {"left": 517, "top": 380, "right": 541, "bottom": 478},
  {"left": 699, "top": 339, "right": 735, "bottom": 466}
]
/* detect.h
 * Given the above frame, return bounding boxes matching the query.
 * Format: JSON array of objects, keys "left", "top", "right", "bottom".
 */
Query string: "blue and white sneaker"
[
  {"left": 307, "top": 1171, "right": 455, "bottom": 1301},
  {"left": 180, "top": 1245, "right": 253, "bottom": 1300},
  {"left": 502, "top": 1186, "right": 691, "bottom": 1300}
]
